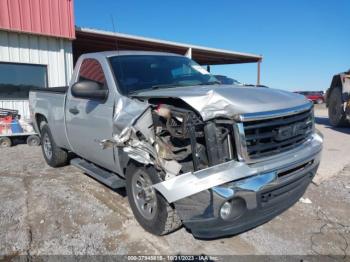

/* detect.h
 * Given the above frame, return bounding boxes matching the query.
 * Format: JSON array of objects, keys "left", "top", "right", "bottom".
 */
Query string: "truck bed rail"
[{"left": 31, "top": 86, "right": 68, "bottom": 94}]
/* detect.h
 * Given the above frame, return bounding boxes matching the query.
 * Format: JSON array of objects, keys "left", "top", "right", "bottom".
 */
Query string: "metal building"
[
  {"left": 0, "top": 31, "right": 73, "bottom": 118},
  {"left": 0, "top": 0, "right": 262, "bottom": 119},
  {"left": 0, "top": 0, "right": 75, "bottom": 118}
]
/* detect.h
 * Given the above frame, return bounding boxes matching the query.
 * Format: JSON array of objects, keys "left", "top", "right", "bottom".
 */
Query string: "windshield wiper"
[
  {"left": 128, "top": 84, "right": 183, "bottom": 95},
  {"left": 128, "top": 81, "right": 219, "bottom": 95},
  {"left": 150, "top": 83, "right": 183, "bottom": 90},
  {"left": 198, "top": 80, "right": 221, "bottom": 85}
]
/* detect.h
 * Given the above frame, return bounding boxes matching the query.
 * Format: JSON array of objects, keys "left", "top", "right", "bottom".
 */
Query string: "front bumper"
[{"left": 173, "top": 133, "right": 323, "bottom": 239}]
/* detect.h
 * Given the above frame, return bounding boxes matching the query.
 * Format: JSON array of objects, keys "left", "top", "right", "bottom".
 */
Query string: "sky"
[{"left": 74, "top": 0, "right": 350, "bottom": 91}]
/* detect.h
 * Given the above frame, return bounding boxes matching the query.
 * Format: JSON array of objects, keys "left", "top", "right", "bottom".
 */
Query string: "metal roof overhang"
[{"left": 74, "top": 27, "right": 262, "bottom": 65}]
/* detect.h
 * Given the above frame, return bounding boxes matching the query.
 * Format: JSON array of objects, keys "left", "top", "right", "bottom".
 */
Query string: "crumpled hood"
[{"left": 132, "top": 85, "right": 309, "bottom": 121}]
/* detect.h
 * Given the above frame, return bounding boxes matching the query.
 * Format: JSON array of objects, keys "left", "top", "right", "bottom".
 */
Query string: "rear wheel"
[
  {"left": 0, "top": 137, "right": 12, "bottom": 148},
  {"left": 126, "top": 162, "right": 182, "bottom": 235},
  {"left": 328, "top": 88, "right": 349, "bottom": 127},
  {"left": 40, "top": 124, "right": 68, "bottom": 167}
]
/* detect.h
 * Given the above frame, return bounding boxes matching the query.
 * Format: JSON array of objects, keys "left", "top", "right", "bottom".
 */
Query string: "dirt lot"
[{"left": 0, "top": 105, "right": 349, "bottom": 258}]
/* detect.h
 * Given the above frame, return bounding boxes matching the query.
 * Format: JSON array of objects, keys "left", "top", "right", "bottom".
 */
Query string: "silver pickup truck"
[{"left": 29, "top": 51, "right": 323, "bottom": 239}]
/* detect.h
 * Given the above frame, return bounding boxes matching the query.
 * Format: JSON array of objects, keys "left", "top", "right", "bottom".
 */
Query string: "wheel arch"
[
  {"left": 34, "top": 113, "right": 48, "bottom": 135},
  {"left": 124, "top": 159, "right": 169, "bottom": 200}
]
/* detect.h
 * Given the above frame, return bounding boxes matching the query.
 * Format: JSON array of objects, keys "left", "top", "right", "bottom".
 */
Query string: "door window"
[{"left": 78, "top": 59, "right": 107, "bottom": 89}]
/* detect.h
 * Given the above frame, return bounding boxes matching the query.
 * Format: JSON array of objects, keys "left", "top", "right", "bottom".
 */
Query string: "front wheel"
[{"left": 126, "top": 162, "right": 182, "bottom": 235}]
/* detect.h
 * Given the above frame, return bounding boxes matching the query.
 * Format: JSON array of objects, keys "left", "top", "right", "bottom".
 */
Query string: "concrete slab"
[{"left": 313, "top": 104, "right": 350, "bottom": 184}]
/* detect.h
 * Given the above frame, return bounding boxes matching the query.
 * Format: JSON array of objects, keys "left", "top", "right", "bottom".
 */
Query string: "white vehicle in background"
[
  {"left": 214, "top": 75, "right": 243, "bottom": 85},
  {"left": 214, "top": 74, "right": 268, "bottom": 88}
]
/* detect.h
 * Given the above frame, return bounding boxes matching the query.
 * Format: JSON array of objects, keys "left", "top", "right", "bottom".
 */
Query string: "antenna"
[{"left": 110, "top": 15, "right": 119, "bottom": 52}]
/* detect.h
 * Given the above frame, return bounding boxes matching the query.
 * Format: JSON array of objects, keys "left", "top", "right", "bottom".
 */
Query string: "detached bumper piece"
[{"left": 174, "top": 158, "right": 319, "bottom": 239}]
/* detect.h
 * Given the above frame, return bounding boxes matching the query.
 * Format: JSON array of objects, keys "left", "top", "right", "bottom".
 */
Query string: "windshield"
[{"left": 109, "top": 55, "right": 219, "bottom": 95}]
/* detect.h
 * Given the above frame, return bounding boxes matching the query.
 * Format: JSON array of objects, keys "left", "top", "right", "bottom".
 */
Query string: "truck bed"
[{"left": 29, "top": 88, "right": 70, "bottom": 149}]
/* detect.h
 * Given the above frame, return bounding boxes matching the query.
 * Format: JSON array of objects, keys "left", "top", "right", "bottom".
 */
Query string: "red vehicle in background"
[{"left": 295, "top": 91, "right": 325, "bottom": 104}]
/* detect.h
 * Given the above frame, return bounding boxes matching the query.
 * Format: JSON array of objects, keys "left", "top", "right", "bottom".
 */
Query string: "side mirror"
[{"left": 71, "top": 81, "right": 108, "bottom": 100}]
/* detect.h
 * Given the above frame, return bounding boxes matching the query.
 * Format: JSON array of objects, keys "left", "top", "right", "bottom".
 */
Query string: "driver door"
[{"left": 65, "top": 58, "right": 116, "bottom": 172}]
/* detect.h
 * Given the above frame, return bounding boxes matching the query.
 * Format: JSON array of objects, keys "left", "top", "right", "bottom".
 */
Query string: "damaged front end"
[
  {"left": 101, "top": 93, "right": 238, "bottom": 180},
  {"left": 100, "top": 95, "right": 322, "bottom": 238},
  {"left": 101, "top": 95, "right": 238, "bottom": 182}
]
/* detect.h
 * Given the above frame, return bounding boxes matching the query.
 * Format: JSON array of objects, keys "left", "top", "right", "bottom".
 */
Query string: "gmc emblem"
[{"left": 273, "top": 122, "right": 305, "bottom": 141}]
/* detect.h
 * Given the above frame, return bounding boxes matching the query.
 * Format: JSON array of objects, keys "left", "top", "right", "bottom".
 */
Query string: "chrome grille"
[{"left": 236, "top": 107, "right": 314, "bottom": 161}]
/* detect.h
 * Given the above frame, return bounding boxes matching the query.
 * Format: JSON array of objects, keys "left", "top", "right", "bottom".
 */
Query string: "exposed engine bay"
[
  {"left": 101, "top": 97, "right": 237, "bottom": 180},
  {"left": 151, "top": 98, "right": 236, "bottom": 173}
]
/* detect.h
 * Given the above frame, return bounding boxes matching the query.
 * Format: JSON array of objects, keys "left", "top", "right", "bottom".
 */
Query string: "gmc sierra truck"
[{"left": 29, "top": 51, "right": 323, "bottom": 239}]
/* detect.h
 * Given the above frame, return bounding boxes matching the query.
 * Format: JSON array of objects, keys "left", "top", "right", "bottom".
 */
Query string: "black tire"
[
  {"left": 328, "top": 87, "right": 349, "bottom": 127},
  {"left": 26, "top": 135, "right": 41, "bottom": 146},
  {"left": 40, "top": 124, "right": 68, "bottom": 167},
  {"left": 0, "top": 137, "right": 12, "bottom": 148},
  {"left": 126, "top": 162, "right": 182, "bottom": 235}
]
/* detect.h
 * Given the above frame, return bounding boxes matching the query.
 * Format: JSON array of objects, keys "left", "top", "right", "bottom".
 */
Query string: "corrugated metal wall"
[
  {"left": 0, "top": 30, "right": 73, "bottom": 119},
  {"left": 0, "top": 0, "right": 75, "bottom": 39}
]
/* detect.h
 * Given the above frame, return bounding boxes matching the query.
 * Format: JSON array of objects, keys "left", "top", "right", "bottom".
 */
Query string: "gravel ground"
[{"left": 0, "top": 105, "right": 349, "bottom": 258}]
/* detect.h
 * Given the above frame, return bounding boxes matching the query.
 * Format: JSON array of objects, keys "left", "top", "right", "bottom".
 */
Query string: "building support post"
[
  {"left": 257, "top": 59, "right": 261, "bottom": 86},
  {"left": 185, "top": 48, "right": 192, "bottom": 58}
]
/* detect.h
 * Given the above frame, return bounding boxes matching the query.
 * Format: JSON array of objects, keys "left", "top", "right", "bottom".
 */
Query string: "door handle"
[{"left": 69, "top": 107, "right": 79, "bottom": 115}]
